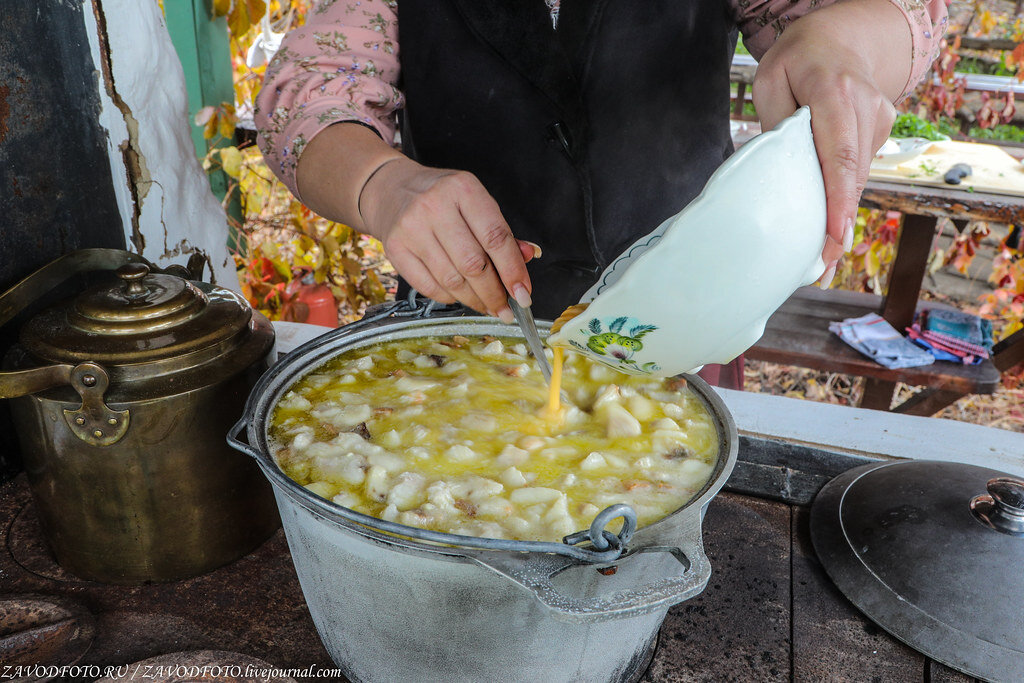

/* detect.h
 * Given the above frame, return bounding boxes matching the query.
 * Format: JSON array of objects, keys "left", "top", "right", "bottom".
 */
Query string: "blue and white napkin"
[{"left": 829, "top": 313, "right": 935, "bottom": 369}]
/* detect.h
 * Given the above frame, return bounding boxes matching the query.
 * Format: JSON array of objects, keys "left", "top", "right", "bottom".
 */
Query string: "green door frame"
[{"left": 163, "top": 0, "right": 239, "bottom": 220}]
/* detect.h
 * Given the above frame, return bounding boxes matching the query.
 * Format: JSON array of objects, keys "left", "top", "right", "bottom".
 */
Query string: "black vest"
[{"left": 398, "top": 0, "right": 736, "bottom": 318}]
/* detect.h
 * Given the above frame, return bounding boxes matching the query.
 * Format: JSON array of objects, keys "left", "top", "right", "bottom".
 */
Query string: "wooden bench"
[
  {"left": 748, "top": 180, "right": 1024, "bottom": 416},
  {"left": 749, "top": 287, "right": 1002, "bottom": 407}
]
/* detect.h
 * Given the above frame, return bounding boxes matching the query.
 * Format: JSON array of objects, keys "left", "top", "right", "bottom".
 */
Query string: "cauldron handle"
[
  {"left": 470, "top": 533, "right": 711, "bottom": 623},
  {"left": 227, "top": 414, "right": 262, "bottom": 461}
]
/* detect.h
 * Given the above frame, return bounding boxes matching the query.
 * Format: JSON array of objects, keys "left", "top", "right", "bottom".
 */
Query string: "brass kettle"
[{"left": 0, "top": 249, "right": 279, "bottom": 583}]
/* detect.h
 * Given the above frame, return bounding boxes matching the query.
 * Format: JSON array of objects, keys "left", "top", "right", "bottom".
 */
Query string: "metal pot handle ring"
[{"left": 472, "top": 535, "right": 711, "bottom": 623}]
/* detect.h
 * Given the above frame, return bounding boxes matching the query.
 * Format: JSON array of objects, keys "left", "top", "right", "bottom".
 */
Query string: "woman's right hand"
[{"left": 358, "top": 156, "right": 536, "bottom": 322}]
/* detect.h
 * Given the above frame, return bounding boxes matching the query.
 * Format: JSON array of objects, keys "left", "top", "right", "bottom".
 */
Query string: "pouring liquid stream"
[
  {"left": 542, "top": 303, "right": 589, "bottom": 418},
  {"left": 545, "top": 346, "right": 565, "bottom": 417}
]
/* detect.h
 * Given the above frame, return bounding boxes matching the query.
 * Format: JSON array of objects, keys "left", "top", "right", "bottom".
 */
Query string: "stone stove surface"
[{"left": 0, "top": 472, "right": 979, "bottom": 682}]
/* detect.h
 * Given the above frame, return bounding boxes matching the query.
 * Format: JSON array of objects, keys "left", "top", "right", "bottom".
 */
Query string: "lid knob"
[
  {"left": 117, "top": 263, "right": 150, "bottom": 298},
  {"left": 989, "top": 477, "right": 1024, "bottom": 514},
  {"left": 971, "top": 476, "right": 1024, "bottom": 537}
]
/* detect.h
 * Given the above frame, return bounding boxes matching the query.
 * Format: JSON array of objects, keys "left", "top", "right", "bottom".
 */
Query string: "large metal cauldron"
[{"left": 228, "top": 300, "right": 738, "bottom": 682}]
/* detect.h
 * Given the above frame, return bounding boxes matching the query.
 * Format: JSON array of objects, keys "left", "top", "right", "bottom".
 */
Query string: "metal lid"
[
  {"left": 19, "top": 263, "right": 254, "bottom": 365},
  {"left": 810, "top": 460, "right": 1024, "bottom": 682}
]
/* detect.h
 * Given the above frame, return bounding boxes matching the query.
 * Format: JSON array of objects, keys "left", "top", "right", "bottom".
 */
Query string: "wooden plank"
[
  {"left": 994, "top": 327, "right": 1024, "bottom": 373},
  {"left": 957, "top": 36, "right": 1020, "bottom": 52},
  {"left": 748, "top": 287, "right": 1001, "bottom": 394},
  {"left": 791, "top": 507, "right": 928, "bottom": 682},
  {"left": 649, "top": 494, "right": 791, "bottom": 682},
  {"left": 881, "top": 213, "right": 937, "bottom": 331},
  {"left": 891, "top": 387, "right": 964, "bottom": 416},
  {"left": 860, "top": 377, "right": 898, "bottom": 411},
  {"left": 861, "top": 180, "right": 1024, "bottom": 224}
]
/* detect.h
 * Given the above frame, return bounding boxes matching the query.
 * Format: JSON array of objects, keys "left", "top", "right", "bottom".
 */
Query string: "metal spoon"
[{"left": 507, "top": 296, "right": 554, "bottom": 383}]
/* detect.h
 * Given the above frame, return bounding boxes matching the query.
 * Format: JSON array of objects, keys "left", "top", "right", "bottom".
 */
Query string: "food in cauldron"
[{"left": 269, "top": 334, "right": 719, "bottom": 542}]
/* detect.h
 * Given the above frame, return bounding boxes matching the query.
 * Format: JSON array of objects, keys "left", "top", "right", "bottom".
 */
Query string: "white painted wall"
[{"left": 81, "top": 0, "right": 239, "bottom": 290}]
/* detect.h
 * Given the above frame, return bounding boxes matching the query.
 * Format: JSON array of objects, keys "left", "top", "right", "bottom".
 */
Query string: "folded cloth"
[
  {"left": 920, "top": 329, "right": 989, "bottom": 358},
  {"left": 829, "top": 313, "right": 935, "bottom": 369},
  {"left": 920, "top": 308, "right": 993, "bottom": 353},
  {"left": 905, "top": 309, "right": 994, "bottom": 365},
  {"left": 907, "top": 325, "right": 982, "bottom": 364}
]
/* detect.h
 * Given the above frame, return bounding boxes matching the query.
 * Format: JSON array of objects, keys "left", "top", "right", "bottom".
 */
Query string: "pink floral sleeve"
[
  {"left": 257, "top": 0, "right": 948, "bottom": 199},
  {"left": 254, "top": 0, "right": 401, "bottom": 200},
  {"left": 736, "top": 0, "right": 948, "bottom": 99}
]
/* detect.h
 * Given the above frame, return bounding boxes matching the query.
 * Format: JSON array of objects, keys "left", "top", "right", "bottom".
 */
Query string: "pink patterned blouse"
[{"left": 256, "top": 0, "right": 948, "bottom": 200}]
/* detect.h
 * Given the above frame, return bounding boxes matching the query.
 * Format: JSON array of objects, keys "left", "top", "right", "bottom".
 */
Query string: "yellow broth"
[{"left": 270, "top": 334, "right": 719, "bottom": 542}]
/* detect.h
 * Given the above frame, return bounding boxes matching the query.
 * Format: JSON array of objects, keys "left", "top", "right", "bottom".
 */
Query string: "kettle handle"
[
  {"left": 471, "top": 535, "right": 711, "bottom": 623},
  {"left": 0, "top": 364, "right": 75, "bottom": 399},
  {"left": 0, "top": 248, "right": 149, "bottom": 400}
]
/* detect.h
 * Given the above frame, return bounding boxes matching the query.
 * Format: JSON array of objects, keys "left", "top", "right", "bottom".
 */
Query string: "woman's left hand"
[{"left": 752, "top": 0, "right": 912, "bottom": 287}]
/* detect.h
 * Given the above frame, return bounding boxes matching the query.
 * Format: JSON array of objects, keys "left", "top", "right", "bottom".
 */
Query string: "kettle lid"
[
  {"left": 19, "top": 263, "right": 254, "bottom": 365},
  {"left": 810, "top": 459, "right": 1024, "bottom": 681}
]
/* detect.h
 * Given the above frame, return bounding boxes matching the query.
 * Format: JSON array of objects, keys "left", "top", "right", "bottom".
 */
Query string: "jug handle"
[{"left": 471, "top": 536, "right": 711, "bottom": 623}]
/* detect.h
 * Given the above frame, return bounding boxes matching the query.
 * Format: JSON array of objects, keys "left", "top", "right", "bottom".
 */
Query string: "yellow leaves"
[
  {"left": 218, "top": 0, "right": 267, "bottom": 38},
  {"left": 360, "top": 269, "right": 388, "bottom": 304},
  {"left": 320, "top": 233, "right": 341, "bottom": 256},
  {"left": 864, "top": 244, "right": 882, "bottom": 279},
  {"left": 219, "top": 146, "right": 243, "bottom": 179},
  {"left": 980, "top": 10, "right": 997, "bottom": 35},
  {"left": 194, "top": 103, "right": 236, "bottom": 141},
  {"left": 211, "top": 0, "right": 231, "bottom": 17},
  {"left": 215, "top": 1, "right": 392, "bottom": 325},
  {"left": 927, "top": 247, "right": 945, "bottom": 276},
  {"left": 339, "top": 256, "right": 363, "bottom": 279}
]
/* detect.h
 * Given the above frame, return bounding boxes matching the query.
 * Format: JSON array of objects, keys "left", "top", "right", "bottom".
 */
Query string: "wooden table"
[{"left": 748, "top": 180, "right": 1024, "bottom": 415}]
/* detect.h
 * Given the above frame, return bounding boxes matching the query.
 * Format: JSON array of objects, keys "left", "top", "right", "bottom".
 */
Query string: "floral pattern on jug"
[{"left": 565, "top": 316, "right": 661, "bottom": 374}]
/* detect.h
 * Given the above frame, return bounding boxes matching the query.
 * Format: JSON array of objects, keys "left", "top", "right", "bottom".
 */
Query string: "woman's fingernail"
[
  {"left": 842, "top": 217, "right": 854, "bottom": 253},
  {"left": 512, "top": 284, "right": 532, "bottom": 308},
  {"left": 523, "top": 241, "right": 543, "bottom": 258},
  {"left": 497, "top": 307, "right": 515, "bottom": 324},
  {"left": 819, "top": 261, "right": 837, "bottom": 290}
]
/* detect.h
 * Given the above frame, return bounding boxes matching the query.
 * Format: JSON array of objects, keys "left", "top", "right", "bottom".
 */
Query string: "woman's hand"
[
  {"left": 752, "top": 0, "right": 912, "bottom": 287},
  {"left": 359, "top": 157, "right": 536, "bottom": 321},
  {"left": 295, "top": 123, "right": 535, "bottom": 321}
]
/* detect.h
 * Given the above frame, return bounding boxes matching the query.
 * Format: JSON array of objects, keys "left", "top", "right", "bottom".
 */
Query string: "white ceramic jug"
[{"left": 547, "top": 106, "right": 827, "bottom": 377}]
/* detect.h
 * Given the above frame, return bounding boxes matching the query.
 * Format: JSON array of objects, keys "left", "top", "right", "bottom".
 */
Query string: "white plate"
[{"left": 873, "top": 136, "right": 947, "bottom": 166}]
